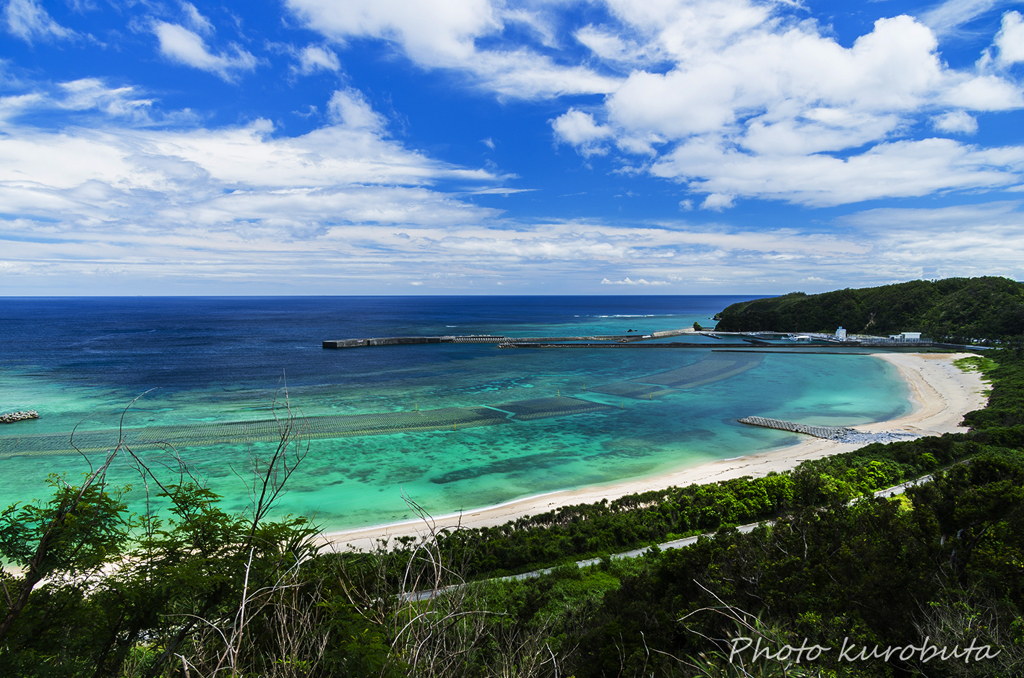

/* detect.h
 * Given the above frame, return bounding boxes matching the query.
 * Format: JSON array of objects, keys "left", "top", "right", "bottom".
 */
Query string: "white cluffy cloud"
[
  {"left": 0, "top": 82, "right": 514, "bottom": 290},
  {"left": 0, "top": 78, "right": 179, "bottom": 126},
  {"left": 283, "top": 1, "right": 1024, "bottom": 209},
  {"left": 296, "top": 45, "right": 342, "bottom": 74},
  {"left": 3, "top": 76, "right": 941, "bottom": 293},
  {"left": 4, "top": 0, "right": 76, "bottom": 43},
  {"left": 701, "top": 194, "right": 734, "bottom": 211},
  {"left": 548, "top": 4, "right": 1024, "bottom": 208},
  {"left": 326, "top": 88, "right": 385, "bottom": 131},
  {"left": 551, "top": 108, "right": 614, "bottom": 156},
  {"left": 993, "top": 11, "right": 1024, "bottom": 66},
  {"left": 839, "top": 201, "right": 1024, "bottom": 281},
  {"left": 181, "top": 1, "right": 214, "bottom": 35},
  {"left": 921, "top": 0, "right": 1005, "bottom": 36},
  {"left": 5, "top": 76, "right": 1023, "bottom": 292},
  {"left": 284, "top": 0, "right": 619, "bottom": 99},
  {"left": 152, "top": 5, "right": 258, "bottom": 82},
  {"left": 932, "top": 110, "right": 978, "bottom": 134}
]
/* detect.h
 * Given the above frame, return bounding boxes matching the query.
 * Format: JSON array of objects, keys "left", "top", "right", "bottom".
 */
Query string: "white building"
[
  {"left": 835, "top": 327, "right": 847, "bottom": 340},
  {"left": 889, "top": 332, "right": 923, "bottom": 342}
]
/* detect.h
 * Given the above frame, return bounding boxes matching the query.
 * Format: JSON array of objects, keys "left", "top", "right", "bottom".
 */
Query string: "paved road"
[{"left": 404, "top": 475, "right": 935, "bottom": 602}]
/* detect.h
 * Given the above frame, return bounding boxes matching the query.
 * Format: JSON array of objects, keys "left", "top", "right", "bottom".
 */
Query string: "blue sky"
[{"left": 2, "top": 0, "right": 1023, "bottom": 295}]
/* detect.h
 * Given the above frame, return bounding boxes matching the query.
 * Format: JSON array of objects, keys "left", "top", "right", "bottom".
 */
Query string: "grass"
[{"left": 954, "top": 355, "right": 998, "bottom": 379}]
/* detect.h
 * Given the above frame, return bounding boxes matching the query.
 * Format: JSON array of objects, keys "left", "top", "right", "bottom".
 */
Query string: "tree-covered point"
[{"left": 713, "top": 276, "right": 1024, "bottom": 340}]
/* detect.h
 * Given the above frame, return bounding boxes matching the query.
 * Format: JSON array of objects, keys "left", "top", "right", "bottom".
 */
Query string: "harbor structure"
[{"left": 889, "top": 331, "right": 923, "bottom": 341}]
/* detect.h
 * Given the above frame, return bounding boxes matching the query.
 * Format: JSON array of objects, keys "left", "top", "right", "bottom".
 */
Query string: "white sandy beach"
[{"left": 320, "top": 352, "right": 988, "bottom": 551}]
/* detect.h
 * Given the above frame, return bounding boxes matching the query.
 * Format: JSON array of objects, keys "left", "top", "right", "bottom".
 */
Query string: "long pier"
[
  {"left": 323, "top": 328, "right": 847, "bottom": 349},
  {"left": 323, "top": 333, "right": 669, "bottom": 348},
  {"left": 323, "top": 331, "right": 965, "bottom": 351},
  {"left": 324, "top": 336, "right": 450, "bottom": 348},
  {"left": 738, "top": 416, "right": 855, "bottom": 439},
  {"left": 323, "top": 327, "right": 711, "bottom": 348}
]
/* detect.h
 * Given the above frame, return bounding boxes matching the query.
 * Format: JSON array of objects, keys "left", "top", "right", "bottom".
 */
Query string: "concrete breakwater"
[
  {"left": 323, "top": 336, "right": 450, "bottom": 348},
  {"left": 323, "top": 333, "right": 661, "bottom": 348},
  {"left": 323, "top": 331, "right": 962, "bottom": 351},
  {"left": 325, "top": 337, "right": 954, "bottom": 351},
  {"left": 321, "top": 328, "right": 856, "bottom": 349}
]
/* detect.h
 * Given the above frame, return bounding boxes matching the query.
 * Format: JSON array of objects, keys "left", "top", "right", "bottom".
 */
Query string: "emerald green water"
[{"left": 0, "top": 348, "right": 909, "bottom": 530}]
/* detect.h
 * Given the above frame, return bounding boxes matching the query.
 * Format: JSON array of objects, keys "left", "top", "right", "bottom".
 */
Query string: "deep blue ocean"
[
  {"left": 0, "top": 296, "right": 742, "bottom": 396},
  {"left": 0, "top": 296, "right": 910, "bottom": 529}
]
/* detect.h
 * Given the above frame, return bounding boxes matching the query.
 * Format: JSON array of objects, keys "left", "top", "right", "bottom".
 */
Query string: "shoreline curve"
[{"left": 319, "top": 352, "right": 987, "bottom": 552}]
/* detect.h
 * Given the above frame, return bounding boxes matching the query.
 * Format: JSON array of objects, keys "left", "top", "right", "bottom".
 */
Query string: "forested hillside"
[{"left": 714, "top": 276, "right": 1024, "bottom": 340}]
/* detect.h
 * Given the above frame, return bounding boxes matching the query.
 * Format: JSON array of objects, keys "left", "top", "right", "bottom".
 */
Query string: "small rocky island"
[{"left": 1, "top": 410, "right": 39, "bottom": 424}]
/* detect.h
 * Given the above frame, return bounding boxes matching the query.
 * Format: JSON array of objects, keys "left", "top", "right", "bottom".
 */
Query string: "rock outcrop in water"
[{"left": 1, "top": 410, "right": 39, "bottom": 424}]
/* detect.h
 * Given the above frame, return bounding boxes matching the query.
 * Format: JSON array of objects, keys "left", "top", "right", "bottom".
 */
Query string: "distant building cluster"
[
  {"left": 889, "top": 332, "right": 922, "bottom": 342},
  {"left": 772, "top": 329, "right": 939, "bottom": 346}
]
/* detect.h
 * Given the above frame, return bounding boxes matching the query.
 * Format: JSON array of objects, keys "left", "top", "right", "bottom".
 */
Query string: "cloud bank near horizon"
[{"left": 2, "top": 0, "right": 1023, "bottom": 294}]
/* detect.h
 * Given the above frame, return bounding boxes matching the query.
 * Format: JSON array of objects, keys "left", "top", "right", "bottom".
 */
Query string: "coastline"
[{"left": 319, "top": 352, "right": 988, "bottom": 552}]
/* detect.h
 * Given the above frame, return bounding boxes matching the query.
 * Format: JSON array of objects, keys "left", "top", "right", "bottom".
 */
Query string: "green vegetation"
[
  {"left": 714, "top": 276, "right": 1024, "bottom": 341},
  {"left": 429, "top": 433, "right": 983, "bottom": 580},
  {"left": 953, "top": 355, "right": 997, "bottom": 376},
  {"left": 567, "top": 448, "right": 1024, "bottom": 677},
  {"left": 457, "top": 346, "right": 1024, "bottom": 677},
  {"left": 4, "top": 329, "right": 1024, "bottom": 675},
  {"left": 962, "top": 344, "right": 1024, "bottom": 430}
]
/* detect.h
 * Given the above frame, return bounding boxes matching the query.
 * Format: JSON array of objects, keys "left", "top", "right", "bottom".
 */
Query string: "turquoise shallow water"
[
  {"left": 0, "top": 297, "right": 910, "bottom": 530},
  {"left": 0, "top": 349, "right": 908, "bottom": 529}
]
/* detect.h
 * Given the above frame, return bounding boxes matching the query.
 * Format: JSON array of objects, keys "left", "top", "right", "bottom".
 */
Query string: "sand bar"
[{"left": 320, "top": 352, "right": 988, "bottom": 552}]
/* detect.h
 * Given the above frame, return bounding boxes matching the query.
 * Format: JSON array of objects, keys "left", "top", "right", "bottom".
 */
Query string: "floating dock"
[{"left": 738, "top": 416, "right": 855, "bottom": 439}]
